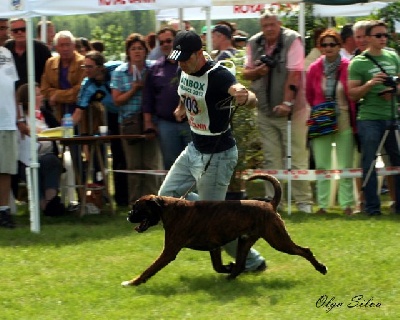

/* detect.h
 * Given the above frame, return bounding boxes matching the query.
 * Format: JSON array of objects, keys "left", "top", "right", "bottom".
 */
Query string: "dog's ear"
[{"left": 148, "top": 196, "right": 164, "bottom": 208}]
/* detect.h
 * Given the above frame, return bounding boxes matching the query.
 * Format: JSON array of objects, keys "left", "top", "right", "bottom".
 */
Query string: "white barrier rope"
[{"left": 113, "top": 167, "right": 400, "bottom": 180}]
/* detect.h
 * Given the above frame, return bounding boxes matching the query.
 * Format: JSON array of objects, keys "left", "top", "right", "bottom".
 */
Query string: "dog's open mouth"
[{"left": 135, "top": 220, "right": 150, "bottom": 233}]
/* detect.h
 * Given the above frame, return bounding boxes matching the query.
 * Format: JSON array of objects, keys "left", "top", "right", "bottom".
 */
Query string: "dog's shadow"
[{"left": 134, "top": 274, "right": 301, "bottom": 299}]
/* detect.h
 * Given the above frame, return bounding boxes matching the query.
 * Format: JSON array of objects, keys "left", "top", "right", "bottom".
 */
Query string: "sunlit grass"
[{"left": 1, "top": 200, "right": 399, "bottom": 320}]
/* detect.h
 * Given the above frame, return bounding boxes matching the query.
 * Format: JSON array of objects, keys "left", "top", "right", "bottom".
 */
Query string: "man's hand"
[
  {"left": 17, "top": 122, "right": 30, "bottom": 138},
  {"left": 378, "top": 88, "right": 395, "bottom": 101},
  {"left": 228, "top": 84, "right": 257, "bottom": 108},
  {"left": 143, "top": 120, "right": 158, "bottom": 136},
  {"left": 174, "top": 104, "right": 186, "bottom": 122},
  {"left": 273, "top": 104, "right": 292, "bottom": 117},
  {"left": 131, "top": 80, "right": 144, "bottom": 93},
  {"left": 49, "top": 92, "right": 57, "bottom": 107},
  {"left": 254, "top": 63, "right": 269, "bottom": 77},
  {"left": 367, "top": 72, "right": 387, "bottom": 87},
  {"left": 174, "top": 107, "right": 186, "bottom": 122}
]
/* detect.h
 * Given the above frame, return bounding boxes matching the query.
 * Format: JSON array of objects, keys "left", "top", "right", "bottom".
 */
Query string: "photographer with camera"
[
  {"left": 243, "top": 12, "right": 312, "bottom": 213},
  {"left": 348, "top": 20, "right": 400, "bottom": 216}
]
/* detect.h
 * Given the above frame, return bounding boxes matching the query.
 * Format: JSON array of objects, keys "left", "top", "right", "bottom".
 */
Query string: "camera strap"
[
  {"left": 265, "top": 30, "right": 283, "bottom": 108},
  {"left": 363, "top": 52, "right": 388, "bottom": 75}
]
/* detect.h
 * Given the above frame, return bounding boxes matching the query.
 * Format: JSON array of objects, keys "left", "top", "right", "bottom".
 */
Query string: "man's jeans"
[
  {"left": 157, "top": 119, "right": 191, "bottom": 170},
  {"left": 158, "top": 142, "right": 265, "bottom": 270},
  {"left": 357, "top": 120, "right": 400, "bottom": 213}
]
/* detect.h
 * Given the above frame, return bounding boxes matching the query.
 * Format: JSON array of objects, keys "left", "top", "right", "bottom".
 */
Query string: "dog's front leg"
[
  {"left": 210, "top": 248, "right": 234, "bottom": 273},
  {"left": 227, "top": 237, "right": 256, "bottom": 280},
  {"left": 121, "top": 248, "right": 180, "bottom": 287}
]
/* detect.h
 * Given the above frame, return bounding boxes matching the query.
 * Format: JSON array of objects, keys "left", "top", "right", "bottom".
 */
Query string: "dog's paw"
[
  {"left": 317, "top": 264, "right": 328, "bottom": 275},
  {"left": 121, "top": 280, "right": 133, "bottom": 287}
]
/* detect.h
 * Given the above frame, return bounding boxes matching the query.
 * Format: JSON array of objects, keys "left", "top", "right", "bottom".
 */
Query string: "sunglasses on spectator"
[
  {"left": 0, "top": 26, "right": 9, "bottom": 31},
  {"left": 11, "top": 27, "right": 26, "bottom": 33},
  {"left": 321, "top": 43, "right": 338, "bottom": 48},
  {"left": 370, "top": 33, "right": 389, "bottom": 39},
  {"left": 159, "top": 39, "right": 173, "bottom": 45}
]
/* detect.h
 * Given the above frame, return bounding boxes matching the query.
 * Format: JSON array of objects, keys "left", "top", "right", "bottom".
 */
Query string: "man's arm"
[
  {"left": 228, "top": 83, "right": 258, "bottom": 108},
  {"left": 142, "top": 70, "right": 157, "bottom": 131},
  {"left": 348, "top": 72, "right": 387, "bottom": 102},
  {"left": 242, "top": 64, "right": 269, "bottom": 81},
  {"left": 242, "top": 43, "right": 269, "bottom": 81},
  {"left": 174, "top": 99, "right": 187, "bottom": 122},
  {"left": 272, "top": 70, "right": 301, "bottom": 116}
]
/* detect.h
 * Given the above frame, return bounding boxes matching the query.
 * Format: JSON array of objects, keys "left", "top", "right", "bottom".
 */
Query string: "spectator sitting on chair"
[
  {"left": 75, "top": 51, "right": 129, "bottom": 205},
  {"left": 17, "top": 83, "right": 64, "bottom": 216}
]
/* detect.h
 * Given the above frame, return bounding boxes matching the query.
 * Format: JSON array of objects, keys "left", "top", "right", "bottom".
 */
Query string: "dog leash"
[{"left": 180, "top": 98, "right": 241, "bottom": 200}]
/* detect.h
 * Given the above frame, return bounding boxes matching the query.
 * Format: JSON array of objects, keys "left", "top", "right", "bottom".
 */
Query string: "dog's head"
[{"left": 127, "top": 195, "right": 164, "bottom": 233}]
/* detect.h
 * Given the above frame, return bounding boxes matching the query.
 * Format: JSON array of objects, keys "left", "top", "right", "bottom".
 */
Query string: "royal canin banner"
[{"left": 157, "top": 4, "right": 282, "bottom": 21}]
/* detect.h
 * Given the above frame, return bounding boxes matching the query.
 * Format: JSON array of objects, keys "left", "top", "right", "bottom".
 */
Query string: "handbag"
[
  {"left": 307, "top": 68, "right": 340, "bottom": 140},
  {"left": 121, "top": 113, "right": 142, "bottom": 135},
  {"left": 307, "top": 101, "right": 338, "bottom": 139}
]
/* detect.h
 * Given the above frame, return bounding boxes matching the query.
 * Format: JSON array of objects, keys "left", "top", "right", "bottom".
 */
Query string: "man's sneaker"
[
  {"left": 255, "top": 260, "right": 267, "bottom": 272},
  {"left": 296, "top": 202, "right": 312, "bottom": 214},
  {"left": 0, "top": 208, "right": 16, "bottom": 229},
  {"left": 245, "top": 260, "right": 267, "bottom": 273}
]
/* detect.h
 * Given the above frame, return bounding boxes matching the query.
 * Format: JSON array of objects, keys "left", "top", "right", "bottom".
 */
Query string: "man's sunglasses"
[
  {"left": 11, "top": 27, "right": 26, "bottom": 33},
  {"left": 0, "top": 26, "right": 9, "bottom": 31},
  {"left": 370, "top": 33, "right": 389, "bottom": 39},
  {"left": 159, "top": 39, "right": 173, "bottom": 45},
  {"left": 321, "top": 43, "right": 338, "bottom": 48}
]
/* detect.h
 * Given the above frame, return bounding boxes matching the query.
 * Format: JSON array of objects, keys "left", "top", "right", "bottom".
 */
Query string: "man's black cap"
[{"left": 168, "top": 30, "right": 202, "bottom": 62}]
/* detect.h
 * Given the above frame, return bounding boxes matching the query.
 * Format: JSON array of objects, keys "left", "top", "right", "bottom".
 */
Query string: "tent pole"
[
  {"left": 26, "top": 17, "right": 40, "bottom": 233},
  {"left": 205, "top": 6, "right": 212, "bottom": 53},
  {"left": 40, "top": 16, "right": 47, "bottom": 44},
  {"left": 299, "top": 2, "right": 305, "bottom": 41}
]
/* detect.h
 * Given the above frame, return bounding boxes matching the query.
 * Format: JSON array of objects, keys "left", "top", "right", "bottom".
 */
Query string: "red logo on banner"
[
  {"left": 233, "top": 4, "right": 264, "bottom": 14},
  {"left": 99, "top": 0, "right": 155, "bottom": 6}
]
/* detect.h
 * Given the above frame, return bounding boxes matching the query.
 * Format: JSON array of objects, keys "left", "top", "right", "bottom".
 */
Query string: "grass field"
[{"left": 1, "top": 200, "right": 399, "bottom": 320}]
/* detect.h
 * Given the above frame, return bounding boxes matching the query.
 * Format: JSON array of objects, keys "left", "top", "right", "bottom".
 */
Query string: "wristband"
[{"left": 16, "top": 117, "right": 26, "bottom": 123}]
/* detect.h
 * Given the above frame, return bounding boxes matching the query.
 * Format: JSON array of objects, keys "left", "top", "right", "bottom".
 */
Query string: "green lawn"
[{"left": 1, "top": 201, "right": 399, "bottom": 320}]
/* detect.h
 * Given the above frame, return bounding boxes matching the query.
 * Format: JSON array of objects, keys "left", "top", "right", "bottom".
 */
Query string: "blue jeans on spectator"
[
  {"left": 158, "top": 142, "right": 265, "bottom": 270},
  {"left": 157, "top": 118, "right": 191, "bottom": 170},
  {"left": 357, "top": 120, "right": 400, "bottom": 213}
]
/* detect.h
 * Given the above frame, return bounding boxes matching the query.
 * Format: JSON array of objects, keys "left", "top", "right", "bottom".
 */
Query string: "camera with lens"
[
  {"left": 383, "top": 75, "right": 400, "bottom": 88},
  {"left": 258, "top": 54, "right": 277, "bottom": 68}
]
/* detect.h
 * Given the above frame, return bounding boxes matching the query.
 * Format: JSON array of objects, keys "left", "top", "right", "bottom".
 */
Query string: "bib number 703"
[{"left": 182, "top": 95, "right": 199, "bottom": 115}]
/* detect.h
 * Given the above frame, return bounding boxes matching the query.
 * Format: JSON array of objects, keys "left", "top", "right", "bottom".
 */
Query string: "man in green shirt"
[{"left": 348, "top": 20, "right": 400, "bottom": 216}]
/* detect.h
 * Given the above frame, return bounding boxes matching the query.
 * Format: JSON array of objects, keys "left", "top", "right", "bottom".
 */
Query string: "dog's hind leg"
[
  {"left": 210, "top": 248, "right": 233, "bottom": 273},
  {"left": 121, "top": 248, "right": 181, "bottom": 286},
  {"left": 262, "top": 219, "right": 328, "bottom": 275}
]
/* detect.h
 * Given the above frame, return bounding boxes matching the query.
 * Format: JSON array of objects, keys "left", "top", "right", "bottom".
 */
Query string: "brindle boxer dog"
[{"left": 122, "top": 174, "right": 327, "bottom": 286}]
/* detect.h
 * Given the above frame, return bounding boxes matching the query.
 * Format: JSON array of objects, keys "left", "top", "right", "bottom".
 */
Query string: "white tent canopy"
[
  {"left": 313, "top": 2, "right": 388, "bottom": 16},
  {"left": 158, "top": 1, "right": 391, "bottom": 22},
  {"left": 0, "top": 0, "right": 211, "bottom": 18},
  {"left": 1, "top": 0, "right": 211, "bottom": 233},
  {"left": 157, "top": 4, "right": 297, "bottom": 21}
]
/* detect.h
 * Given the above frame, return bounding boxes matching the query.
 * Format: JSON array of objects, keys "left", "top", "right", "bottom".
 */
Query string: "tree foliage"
[
  {"left": 34, "top": 3, "right": 400, "bottom": 59},
  {"left": 91, "top": 25, "right": 124, "bottom": 60}
]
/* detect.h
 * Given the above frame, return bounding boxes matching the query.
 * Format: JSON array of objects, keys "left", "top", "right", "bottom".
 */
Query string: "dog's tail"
[{"left": 247, "top": 174, "right": 282, "bottom": 211}]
